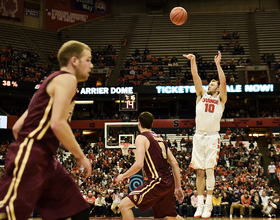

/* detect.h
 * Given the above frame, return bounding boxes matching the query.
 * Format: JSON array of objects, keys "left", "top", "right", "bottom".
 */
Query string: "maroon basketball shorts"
[
  {"left": 128, "top": 177, "right": 177, "bottom": 218},
  {"left": 0, "top": 137, "right": 89, "bottom": 220}
]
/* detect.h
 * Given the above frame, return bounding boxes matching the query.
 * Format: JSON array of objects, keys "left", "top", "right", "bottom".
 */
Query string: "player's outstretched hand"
[
  {"left": 183, "top": 54, "right": 195, "bottom": 60},
  {"left": 76, "top": 155, "right": 92, "bottom": 178},
  {"left": 175, "top": 188, "right": 184, "bottom": 204},
  {"left": 214, "top": 51, "right": 222, "bottom": 65},
  {"left": 116, "top": 174, "right": 124, "bottom": 183}
]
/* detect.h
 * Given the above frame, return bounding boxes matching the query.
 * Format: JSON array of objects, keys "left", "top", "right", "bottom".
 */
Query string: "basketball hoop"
[{"left": 120, "top": 143, "right": 130, "bottom": 156}]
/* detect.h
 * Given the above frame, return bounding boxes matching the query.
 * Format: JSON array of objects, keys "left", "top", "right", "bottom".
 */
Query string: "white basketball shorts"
[{"left": 190, "top": 131, "right": 220, "bottom": 169}]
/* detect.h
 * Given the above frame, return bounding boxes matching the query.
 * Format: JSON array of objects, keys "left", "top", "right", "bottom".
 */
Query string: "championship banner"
[
  {"left": 128, "top": 170, "right": 143, "bottom": 194},
  {"left": 0, "top": 0, "right": 24, "bottom": 23},
  {"left": 45, "top": 0, "right": 111, "bottom": 31}
]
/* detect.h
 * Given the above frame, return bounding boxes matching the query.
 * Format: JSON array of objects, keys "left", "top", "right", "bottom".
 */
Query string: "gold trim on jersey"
[
  {"left": 137, "top": 178, "right": 161, "bottom": 205},
  {"left": 145, "top": 151, "right": 159, "bottom": 179},
  {"left": 129, "top": 180, "right": 156, "bottom": 195},
  {"left": 9, "top": 138, "right": 34, "bottom": 220},
  {"left": 0, "top": 138, "right": 28, "bottom": 206},
  {"left": 0, "top": 138, "right": 34, "bottom": 220},
  {"left": 28, "top": 97, "right": 53, "bottom": 139},
  {"left": 6, "top": 206, "right": 11, "bottom": 220},
  {"left": 144, "top": 154, "right": 155, "bottom": 179},
  {"left": 37, "top": 120, "right": 51, "bottom": 140},
  {"left": 0, "top": 213, "right": 7, "bottom": 219}
]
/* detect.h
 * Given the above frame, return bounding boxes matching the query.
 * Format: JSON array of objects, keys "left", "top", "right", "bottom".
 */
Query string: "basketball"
[{"left": 170, "top": 6, "right": 188, "bottom": 25}]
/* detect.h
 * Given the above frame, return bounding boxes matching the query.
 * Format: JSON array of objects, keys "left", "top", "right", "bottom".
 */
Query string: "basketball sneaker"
[
  {"left": 194, "top": 205, "right": 204, "bottom": 218},
  {"left": 201, "top": 203, "right": 212, "bottom": 219}
]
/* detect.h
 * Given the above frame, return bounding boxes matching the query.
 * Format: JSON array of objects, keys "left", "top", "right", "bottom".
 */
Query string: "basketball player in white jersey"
[{"left": 183, "top": 51, "right": 227, "bottom": 219}]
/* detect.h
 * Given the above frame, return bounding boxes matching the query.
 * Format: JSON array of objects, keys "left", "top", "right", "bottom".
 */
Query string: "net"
[{"left": 120, "top": 142, "right": 130, "bottom": 156}]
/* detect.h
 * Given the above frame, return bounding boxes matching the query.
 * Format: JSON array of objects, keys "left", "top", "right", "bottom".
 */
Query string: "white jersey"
[{"left": 196, "top": 93, "right": 224, "bottom": 132}]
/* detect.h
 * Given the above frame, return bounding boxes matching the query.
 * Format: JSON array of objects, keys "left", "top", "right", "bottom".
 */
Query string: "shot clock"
[{"left": 119, "top": 93, "right": 138, "bottom": 111}]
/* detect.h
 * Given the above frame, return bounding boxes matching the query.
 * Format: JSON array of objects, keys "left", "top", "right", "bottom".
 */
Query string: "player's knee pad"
[
  {"left": 71, "top": 207, "right": 90, "bottom": 220},
  {"left": 205, "top": 168, "right": 215, "bottom": 190}
]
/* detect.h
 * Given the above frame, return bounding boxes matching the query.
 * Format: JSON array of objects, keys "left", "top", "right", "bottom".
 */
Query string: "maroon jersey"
[
  {"left": 127, "top": 131, "right": 177, "bottom": 218},
  {"left": 0, "top": 70, "right": 89, "bottom": 219},
  {"left": 140, "top": 132, "right": 172, "bottom": 181},
  {"left": 18, "top": 70, "right": 75, "bottom": 154}
]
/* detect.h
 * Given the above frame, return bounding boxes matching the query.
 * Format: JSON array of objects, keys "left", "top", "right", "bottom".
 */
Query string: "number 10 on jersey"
[{"left": 205, "top": 103, "right": 215, "bottom": 113}]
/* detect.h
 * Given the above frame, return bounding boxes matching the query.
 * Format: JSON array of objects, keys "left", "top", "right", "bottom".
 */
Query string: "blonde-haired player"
[
  {"left": 0, "top": 40, "right": 93, "bottom": 219},
  {"left": 183, "top": 51, "right": 227, "bottom": 219}
]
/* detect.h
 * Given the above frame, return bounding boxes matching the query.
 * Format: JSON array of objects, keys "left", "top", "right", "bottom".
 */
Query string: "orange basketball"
[{"left": 170, "top": 7, "right": 188, "bottom": 25}]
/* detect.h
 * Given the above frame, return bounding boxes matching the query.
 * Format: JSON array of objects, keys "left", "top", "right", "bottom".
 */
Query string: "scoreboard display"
[
  {"left": 119, "top": 93, "right": 138, "bottom": 111},
  {"left": 2, "top": 80, "right": 18, "bottom": 87}
]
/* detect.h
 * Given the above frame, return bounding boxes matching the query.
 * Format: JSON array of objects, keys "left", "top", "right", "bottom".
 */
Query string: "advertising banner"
[
  {"left": 24, "top": 8, "right": 39, "bottom": 18},
  {"left": 67, "top": 118, "right": 280, "bottom": 129},
  {"left": 6, "top": 116, "right": 280, "bottom": 129},
  {"left": 1, "top": 82, "right": 279, "bottom": 97},
  {"left": 75, "top": 0, "right": 108, "bottom": 14},
  {"left": 45, "top": 0, "right": 110, "bottom": 31},
  {"left": 128, "top": 170, "right": 143, "bottom": 193}
]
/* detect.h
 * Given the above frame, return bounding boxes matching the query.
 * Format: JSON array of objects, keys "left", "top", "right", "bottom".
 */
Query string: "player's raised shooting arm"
[
  {"left": 48, "top": 74, "right": 91, "bottom": 177},
  {"left": 183, "top": 54, "right": 205, "bottom": 97},
  {"left": 121, "top": 135, "right": 146, "bottom": 179},
  {"left": 12, "top": 110, "right": 28, "bottom": 140},
  {"left": 215, "top": 51, "right": 227, "bottom": 104}
]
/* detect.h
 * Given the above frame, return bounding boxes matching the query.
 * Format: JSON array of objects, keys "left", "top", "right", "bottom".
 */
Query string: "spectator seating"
[
  {"left": 166, "top": 134, "right": 192, "bottom": 151},
  {"left": 124, "top": 12, "right": 249, "bottom": 85},
  {"left": 22, "top": 16, "right": 131, "bottom": 66},
  {"left": 0, "top": 23, "right": 33, "bottom": 51},
  {"left": 66, "top": 16, "right": 131, "bottom": 52},
  {"left": 0, "top": 16, "right": 131, "bottom": 84},
  {"left": 254, "top": 11, "right": 280, "bottom": 66},
  {"left": 0, "top": 23, "right": 45, "bottom": 66},
  {"left": 0, "top": 129, "right": 274, "bottom": 217}
]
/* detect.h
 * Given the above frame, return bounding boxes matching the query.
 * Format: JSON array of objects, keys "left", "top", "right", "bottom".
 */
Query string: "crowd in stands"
[
  {"left": 118, "top": 47, "right": 183, "bottom": 86},
  {"left": 0, "top": 45, "right": 51, "bottom": 82},
  {"left": 275, "top": 62, "right": 280, "bottom": 83},
  {"left": 267, "top": 133, "right": 280, "bottom": 185},
  {"left": 261, "top": 53, "right": 276, "bottom": 67},
  {"left": 273, "top": 60, "right": 280, "bottom": 83},
  {"left": 0, "top": 44, "right": 115, "bottom": 84},
  {"left": 50, "top": 44, "right": 117, "bottom": 69},
  {"left": 49, "top": 45, "right": 115, "bottom": 87},
  {"left": 118, "top": 48, "right": 239, "bottom": 86},
  {"left": 220, "top": 31, "right": 246, "bottom": 56},
  {"left": 248, "top": 8, "right": 262, "bottom": 14},
  {"left": 1, "top": 128, "right": 280, "bottom": 217}
]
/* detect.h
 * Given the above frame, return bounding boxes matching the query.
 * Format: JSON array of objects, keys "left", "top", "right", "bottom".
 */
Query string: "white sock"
[
  {"left": 198, "top": 195, "right": 204, "bottom": 205},
  {"left": 206, "top": 195, "right": 213, "bottom": 205}
]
